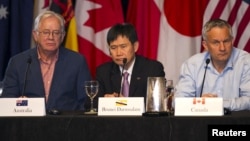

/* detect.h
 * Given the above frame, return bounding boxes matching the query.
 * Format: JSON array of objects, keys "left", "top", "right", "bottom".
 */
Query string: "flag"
[
  {"left": 32, "top": 0, "right": 50, "bottom": 48},
  {"left": 33, "top": 0, "right": 50, "bottom": 19},
  {"left": 75, "top": 0, "right": 124, "bottom": 78},
  {"left": 49, "top": 0, "right": 79, "bottom": 52},
  {"left": 126, "top": 0, "right": 250, "bottom": 85},
  {"left": 204, "top": 0, "right": 250, "bottom": 51},
  {"left": 16, "top": 100, "right": 28, "bottom": 106},
  {"left": 126, "top": 0, "right": 161, "bottom": 59},
  {"left": 0, "top": 0, "right": 34, "bottom": 80},
  {"left": 157, "top": 0, "right": 208, "bottom": 85}
]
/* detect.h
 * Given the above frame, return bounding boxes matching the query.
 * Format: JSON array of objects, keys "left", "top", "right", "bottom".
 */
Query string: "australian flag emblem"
[{"left": 16, "top": 100, "right": 28, "bottom": 106}]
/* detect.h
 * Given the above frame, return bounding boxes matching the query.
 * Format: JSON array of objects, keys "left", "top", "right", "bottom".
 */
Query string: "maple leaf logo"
[{"left": 84, "top": 0, "right": 124, "bottom": 33}]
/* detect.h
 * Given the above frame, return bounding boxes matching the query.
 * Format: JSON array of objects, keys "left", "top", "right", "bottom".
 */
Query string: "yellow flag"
[{"left": 65, "top": 17, "right": 78, "bottom": 52}]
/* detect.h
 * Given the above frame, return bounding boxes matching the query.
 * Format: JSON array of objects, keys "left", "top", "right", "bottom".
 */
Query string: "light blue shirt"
[{"left": 175, "top": 47, "right": 250, "bottom": 111}]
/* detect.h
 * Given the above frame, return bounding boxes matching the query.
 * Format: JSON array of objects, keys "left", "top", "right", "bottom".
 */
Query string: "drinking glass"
[
  {"left": 0, "top": 81, "right": 3, "bottom": 96},
  {"left": 84, "top": 80, "right": 99, "bottom": 114}
]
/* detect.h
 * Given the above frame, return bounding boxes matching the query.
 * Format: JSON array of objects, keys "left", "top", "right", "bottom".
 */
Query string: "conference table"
[{"left": 1, "top": 111, "right": 250, "bottom": 141}]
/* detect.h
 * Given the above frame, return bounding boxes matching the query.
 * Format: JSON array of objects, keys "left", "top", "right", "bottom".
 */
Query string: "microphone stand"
[
  {"left": 21, "top": 57, "right": 32, "bottom": 97},
  {"left": 200, "top": 59, "right": 210, "bottom": 97},
  {"left": 119, "top": 58, "right": 127, "bottom": 97}
]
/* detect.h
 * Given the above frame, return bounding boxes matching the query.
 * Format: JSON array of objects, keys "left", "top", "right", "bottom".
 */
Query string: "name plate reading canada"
[
  {"left": 174, "top": 97, "right": 223, "bottom": 116},
  {"left": 98, "top": 97, "right": 144, "bottom": 116},
  {"left": 0, "top": 98, "right": 46, "bottom": 117}
]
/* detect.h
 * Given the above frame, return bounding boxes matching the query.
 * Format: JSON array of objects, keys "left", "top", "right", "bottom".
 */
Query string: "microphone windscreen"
[
  {"left": 206, "top": 59, "right": 210, "bottom": 64},
  {"left": 123, "top": 58, "right": 127, "bottom": 64}
]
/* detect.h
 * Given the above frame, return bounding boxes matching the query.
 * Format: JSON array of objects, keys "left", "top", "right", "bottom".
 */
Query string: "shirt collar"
[
  {"left": 37, "top": 48, "right": 59, "bottom": 63},
  {"left": 205, "top": 48, "right": 235, "bottom": 70},
  {"left": 120, "top": 57, "right": 136, "bottom": 74}
]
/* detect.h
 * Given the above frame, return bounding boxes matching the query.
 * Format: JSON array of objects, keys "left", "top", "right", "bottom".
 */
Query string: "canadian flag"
[
  {"left": 72, "top": 0, "right": 249, "bottom": 83},
  {"left": 75, "top": 0, "right": 124, "bottom": 78}
]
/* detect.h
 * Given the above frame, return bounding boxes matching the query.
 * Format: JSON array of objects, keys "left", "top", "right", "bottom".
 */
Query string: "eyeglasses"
[{"left": 37, "top": 30, "right": 63, "bottom": 37}]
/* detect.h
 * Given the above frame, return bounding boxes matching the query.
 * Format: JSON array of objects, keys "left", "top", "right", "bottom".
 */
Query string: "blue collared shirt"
[{"left": 175, "top": 47, "right": 250, "bottom": 111}]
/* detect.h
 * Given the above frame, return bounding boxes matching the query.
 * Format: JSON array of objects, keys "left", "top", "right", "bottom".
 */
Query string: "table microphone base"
[
  {"left": 143, "top": 112, "right": 169, "bottom": 117},
  {"left": 84, "top": 111, "right": 97, "bottom": 115}
]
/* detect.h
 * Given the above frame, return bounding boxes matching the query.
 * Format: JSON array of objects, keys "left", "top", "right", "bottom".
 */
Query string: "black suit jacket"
[{"left": 91, "top": 55, "right": 165, "bottom": 108}]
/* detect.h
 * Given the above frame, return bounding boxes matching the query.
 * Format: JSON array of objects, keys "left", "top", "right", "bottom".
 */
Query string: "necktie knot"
[{"left": 123, "top": 71, "right": 129, "bottom": 79}]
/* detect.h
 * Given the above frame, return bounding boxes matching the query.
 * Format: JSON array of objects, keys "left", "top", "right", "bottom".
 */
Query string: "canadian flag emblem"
[{"left": 193, "top": 98, "right": 205, "bottom": 105}]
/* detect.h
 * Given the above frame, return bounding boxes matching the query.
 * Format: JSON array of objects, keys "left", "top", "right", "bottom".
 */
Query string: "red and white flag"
[
  {"left": 75, "top": 0, "right": 124, "bottom": 78},
  {"left": 126, "top": 0, "right": 250, "bottom": 85},
  {"left": 204, "top": 0, "right": 250, "bottom": 51}
]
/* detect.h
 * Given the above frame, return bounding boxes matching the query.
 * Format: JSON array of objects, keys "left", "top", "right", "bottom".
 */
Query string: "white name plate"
[
  {"left": 98, "top": 97, "right": 144, "bottom": 116},
  {"left": 174, "top": 97, "right": 223, "bottom": 116},
  {"left": 0, "top": 98, "right": 46, "bottom": 117}
]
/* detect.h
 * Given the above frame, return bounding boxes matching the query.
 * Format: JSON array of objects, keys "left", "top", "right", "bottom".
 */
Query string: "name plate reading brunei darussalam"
[
  {"left": 0, "top": 98, "right": 46, "bottom": 117},
  {"left": 98, "top": 97, "right": 144, "bottom": 116},
  {"left": 174, "top": 97, "right": 223, "bottom": 116}
]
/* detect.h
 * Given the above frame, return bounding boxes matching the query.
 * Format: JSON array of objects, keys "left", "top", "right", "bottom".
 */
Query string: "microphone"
[
  {"left": 119, "top": 58, "right": 127, "bottom": 97},
  {"left": 200, "top": 58, "right": 210, "bottom": 97},
  {"left": 21, "top": 57, "right": 32, "bottom": 97}
]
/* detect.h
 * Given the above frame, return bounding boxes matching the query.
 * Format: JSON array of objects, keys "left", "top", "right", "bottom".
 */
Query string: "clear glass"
[
  {"left": 84, "top": 80, "right": 99, "bottom": 114},
  {"left": 0, "top": 81, "right": 3, "bottom": 96}
]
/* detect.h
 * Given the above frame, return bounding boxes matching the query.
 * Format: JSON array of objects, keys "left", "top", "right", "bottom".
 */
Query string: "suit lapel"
[
  {"left": 130, "top": 56, "right": 144, "bottom": 96},
  {"left": 48, "top": 47, "right": 65, "bottom": 95},
  {"left": 29, "top": 49, "right": 45, "bottom": 94},
  {"left": 110, "top": 63, "right": 122, "bottom": 93}
]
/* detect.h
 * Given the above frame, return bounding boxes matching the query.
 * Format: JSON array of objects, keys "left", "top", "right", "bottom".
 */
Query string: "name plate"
[
  {"left": 174, "top": 97, "right": 223, "bottom": 116},
  {"left": 98, "top": 97, "right": 144, "bottom": 116},
  {"left": 0, "top": 98, "right": 46, "bottom": 117}
]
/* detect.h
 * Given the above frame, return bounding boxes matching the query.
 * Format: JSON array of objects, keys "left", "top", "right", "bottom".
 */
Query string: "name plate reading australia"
[
  {"left": 98, "top": 97, "right": 144, "bottom": 116},
  {"left": 174, "top": 97, "right": 223, "bottom": 116},
  {"left": 0, "top": 98, "right": 46, "bottom": 117}
]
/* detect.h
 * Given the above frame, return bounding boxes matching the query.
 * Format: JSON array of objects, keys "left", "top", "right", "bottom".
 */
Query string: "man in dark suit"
[
  {"left": 91, "top": 23, "right": 165, "bottom": 108},
  {"left": 2, "top": 11, "right": 91, "bottom": 111}
]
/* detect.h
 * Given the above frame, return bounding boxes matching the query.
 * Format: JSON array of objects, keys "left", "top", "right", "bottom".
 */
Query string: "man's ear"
[
  {"left": 32, "top": 31, "right": 38, "bottom": 43},
  {"left": 202, "top": 41, "right": 208, "bottom": 51},
  {"left": 133, "top": 41, "right": 139, "bottom": 52},
  {"left": 60, "top": 32, "right": 65, "bottom": 43}
]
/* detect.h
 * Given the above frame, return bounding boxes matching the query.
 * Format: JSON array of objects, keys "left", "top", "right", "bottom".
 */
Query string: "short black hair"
[{"left": 107, "top": 23, "right": 138, "bottom": 45}]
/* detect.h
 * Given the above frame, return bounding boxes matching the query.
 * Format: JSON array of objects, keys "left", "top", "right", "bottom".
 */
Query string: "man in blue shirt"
[{"left": 175, "top": 19, "right": 250, "bottom": 111}]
